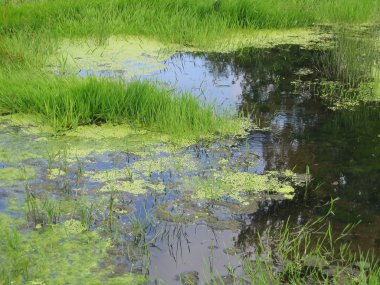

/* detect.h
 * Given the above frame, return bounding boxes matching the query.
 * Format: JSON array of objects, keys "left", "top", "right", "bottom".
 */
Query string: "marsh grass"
[
  {"left": 26, "top": 193, "right": 62, "bottom": 228},
  {"left": 0, "top": 74, "right": 239, "bottom": 139},
  {"left": 1, "top": 0, "right": 379, "bottom": 47},
  {"left": 317, "top": 27, "right": 379, "bottom": 87},
  {"left": 239, "top": 200, "right": 380, "bottom": 284},
  {"left": 293, "top": 26, "right": 380, "bottom": 109}
]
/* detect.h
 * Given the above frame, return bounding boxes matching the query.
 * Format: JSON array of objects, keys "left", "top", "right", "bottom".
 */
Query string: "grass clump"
[
  {"left": 239, "top": 201, "right": 380, "bottom": 284},
  {"left": 0, "top": 74, "right": 242, "bottom": 139},
  {"left": 292, "top": 26, "right": 380, "bottom": 110}
]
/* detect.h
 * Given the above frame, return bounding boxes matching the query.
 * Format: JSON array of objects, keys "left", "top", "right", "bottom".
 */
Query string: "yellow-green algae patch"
[
  {"left": 0, "top": 166, "right": 36, "bottom": 181},
  {"left": 86, "top": 153, "right": 198, "bottom": 184},
  {"left": 181, "top": 28, "right": 333, "bottom": 53},
  {"left": 184, "top": 171, "right": 295, "bottom": 204},
  {"left": 50, "top": 29, "right": 331, "bottom": 75},
  {"left": 132, "top": 154, "right": 198, "bottom": 176},
  {"left": 0, "top": 113, "right": 55, "bottom": 136},
  {"left": 0, "top": 214, "right": 145, "bottom": 285},
  {"left": 99, "top": 179, "right": 165, "bottom": 195},
  {"left": 47, "top": 168, "right": 66, "bottom": 180},
  {"left": 0, "top": 113, "right": 202, "bottom": 162},
  {"left": 50, "top": 36, "right": 174, "bottom": 77},
  {"left": 65, "top": 124, "right": 150, "bottom": 139}
]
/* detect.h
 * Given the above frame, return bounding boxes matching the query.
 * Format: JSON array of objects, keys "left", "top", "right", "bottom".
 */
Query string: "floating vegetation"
[
  {"left": 0, "top": 214, "right": 145, "bottom": 285},
  {"left": 99, "top": 179, "right": 165, "bottom": 195},
  {"left": 184, "top": 171, "right": 296, "bottom": 204},
  {"left": 50, "top": 37, "right": 173, "bottom": 77},
  {"left": 0, "top": 166, "right": 36, "bottom": 181},
  {"left": 307, "top": 26, "right": 380, "bottom": 109}
]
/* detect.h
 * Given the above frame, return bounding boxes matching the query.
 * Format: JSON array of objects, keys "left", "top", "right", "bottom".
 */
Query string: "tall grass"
[
  {"left": 1, "top": 0, "right": 379, "bottom": 46},
  {"left": 317, "top": 27, "right": 378, "bottom": 87},
  {"left": 308, "top": 26, "right": 380, "bottom": 108},
  {"left": 0, "top": 72, "right": 238, "bottom": 138}
]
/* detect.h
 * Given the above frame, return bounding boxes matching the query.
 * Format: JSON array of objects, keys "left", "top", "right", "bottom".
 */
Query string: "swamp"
[{"left": 0, "top": 0, "right": 380, "bottom": 284}]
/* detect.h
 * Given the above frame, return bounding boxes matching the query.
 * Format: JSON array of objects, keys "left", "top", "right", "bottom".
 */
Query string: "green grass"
[
  {"left": 1, "top": 0, "right": 379, "bottom": 46},
  {"left": 295, "top": 26, "right": 380, "bottom": 109},
  {"left": 0, "top": 0, "right": 379, "bottom": 131},
  {"left": 317, "top": 27, "right": 379, "bottom": 87},
  {"left": 0, "top": 72, "right": 240, "bottom": 138},
  {"left": 232, "top": 200, "right": 380, "bottom": 284}
]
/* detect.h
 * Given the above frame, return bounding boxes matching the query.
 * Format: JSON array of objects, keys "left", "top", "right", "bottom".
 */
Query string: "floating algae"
[
  {"left": 185, "top": 171, "right": 296, "bottom": 204},
  {"left": 99, "top": 179, "right": 165, "bottom": 195},
  {"left": 181, "top": 28, "right": 333, "bottom": 53},
  {"left": 0, "top": 214, "right": 145, "bottom": 285},
  {"left": 0, "top": 166, "right": 36, "bottom": 181},
  {"left": 50, "top": 36, "right": 174, "bottom": 77}
]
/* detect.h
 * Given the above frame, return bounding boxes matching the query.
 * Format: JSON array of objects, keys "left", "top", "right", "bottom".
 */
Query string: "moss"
[
  {"left": 0, "top": 166, "right": 36, "bottom": 181},
  {"left": 0, "top": 214, "right": 145, "bottom": 285}
]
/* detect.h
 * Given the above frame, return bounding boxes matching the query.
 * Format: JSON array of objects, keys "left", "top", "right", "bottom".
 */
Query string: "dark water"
[{"left": 141, "top": 45, "right": 380, "bottom": 283}]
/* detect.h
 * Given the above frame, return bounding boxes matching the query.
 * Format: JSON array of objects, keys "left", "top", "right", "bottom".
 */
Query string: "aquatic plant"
[
  {"left": 313, "top": 26, "right": 380, "bottom": 109},
  {"left": 0, "top": 214, "right": 145, "bottom": 285},
  {"left": 26, "top": 194, "right": 62, "bottom": 228},
  {"left": 239, "top": 200, "right": 380, "bottom": 284}
]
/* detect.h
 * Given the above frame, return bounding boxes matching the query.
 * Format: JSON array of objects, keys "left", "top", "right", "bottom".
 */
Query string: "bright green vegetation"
[
  {"left": 1, "top": 0, "right": 379, "bottom": 47},
  {"left": 0, "top": 214, "right": 145, "bottom": 285},
  {"left": 0, "top": 75, "right": 242, "bottom": 139},
  {"left": 1, "top": 0, "right": 379, "bottom": 130},
  {"left": 99, "top": 179, "right": 165, "bottom": 195},
  {"left": 49, "top": 37, "right": 173, "bottom": 77}
]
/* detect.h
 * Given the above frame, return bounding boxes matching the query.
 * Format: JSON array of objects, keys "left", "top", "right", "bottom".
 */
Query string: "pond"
[{"left": 0, "top": 43, "right": 379, "bottom": 284}]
